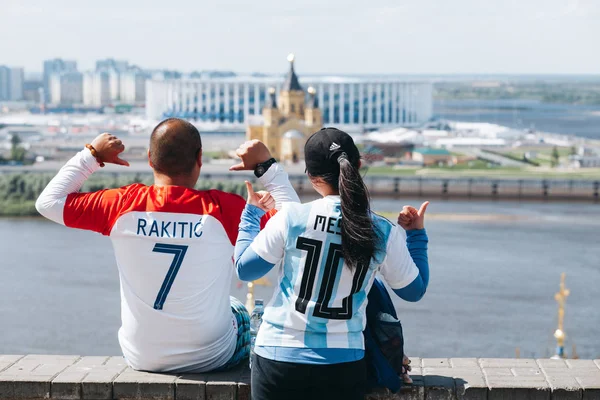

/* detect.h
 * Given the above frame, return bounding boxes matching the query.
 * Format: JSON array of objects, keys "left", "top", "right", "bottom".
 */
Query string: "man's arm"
[
  {"left": 36, "top": 133, "right": 130, "bottom": 233},
  {"left": 36, "top": 148, "right": 102, "bottom": 225},
  {"left": 230, "top": 140, "right": 300, "bottom": 208}
]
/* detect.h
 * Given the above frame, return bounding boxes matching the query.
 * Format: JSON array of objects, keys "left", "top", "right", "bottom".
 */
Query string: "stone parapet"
[{"left": 1, "top": 356, "right": 599, "bottom": 400}]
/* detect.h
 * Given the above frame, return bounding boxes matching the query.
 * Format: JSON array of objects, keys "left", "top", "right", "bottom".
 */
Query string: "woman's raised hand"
[
  {"left": 397, "top": 201, "right": 429, "bottom": 231},
  {"left": 245, "top": 181, "right": 275, "bottom": 212}
]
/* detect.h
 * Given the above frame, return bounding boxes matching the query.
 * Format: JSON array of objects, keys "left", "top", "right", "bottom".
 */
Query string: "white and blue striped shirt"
[{"left": 236, "top": 195, "right": 425, "bottom": 354}]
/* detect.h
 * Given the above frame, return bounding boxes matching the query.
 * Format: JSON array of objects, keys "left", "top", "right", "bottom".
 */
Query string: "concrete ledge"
[{"left": 0, "top": 356, "right": 599, "bottom": 400}]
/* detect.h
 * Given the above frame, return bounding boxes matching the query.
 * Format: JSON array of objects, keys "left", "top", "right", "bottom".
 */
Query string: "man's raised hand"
[
  {"left": 230, "top": 140, "right": 272, "bottom": 171},
  {"left": 245, "top": 181, "right": 275, "bottom": 212},
  {"left": 397, "top": 201, "right": 429, "bottom": 231},
  {"left": 90, "top": 133, "right": 130, "bottom": 166}
]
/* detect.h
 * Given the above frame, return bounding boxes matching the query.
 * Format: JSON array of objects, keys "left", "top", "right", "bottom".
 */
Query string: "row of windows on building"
[
  {"left": 163, "top": 105, "right": 418, "bottom": 125},
  {"left": 168, "top": 87, "right": 423, "bottom": 106},
  {"left": 166, "top": 82, "right": 423, "bottom": 95}
]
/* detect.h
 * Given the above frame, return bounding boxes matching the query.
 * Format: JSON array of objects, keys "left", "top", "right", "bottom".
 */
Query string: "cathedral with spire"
[{"left": 246, "top": 54, "right": 322, "bottom": 162}]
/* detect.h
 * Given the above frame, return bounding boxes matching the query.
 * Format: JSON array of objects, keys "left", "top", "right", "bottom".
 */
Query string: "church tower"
[
  {"left": 262, "top": 87, "right": 281, "bottom": 127},
  {"left": 245, "top": 53, "right": 323, "bottom": 162},
  {"left": 305, "top": 86, "right": 322, "bottom": 128},
  {"left": 262, "top": 87, "right": 280, "bottom": 154},
  {"left": 278, "top": 54, "right": 305, "bottom": 119}
]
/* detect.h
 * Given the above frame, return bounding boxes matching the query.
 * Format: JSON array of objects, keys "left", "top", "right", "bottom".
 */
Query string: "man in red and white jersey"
[{"left": 35, "top": 118, "right": 299, "bottom": 373}]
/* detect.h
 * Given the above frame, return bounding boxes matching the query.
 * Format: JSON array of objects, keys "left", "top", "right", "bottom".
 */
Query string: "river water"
[
  {"left": 1, "top": 198, "right": 599, "bottom": 359},
  {"left": 434, "top": 99, "right": 600, "bottom": 139}
]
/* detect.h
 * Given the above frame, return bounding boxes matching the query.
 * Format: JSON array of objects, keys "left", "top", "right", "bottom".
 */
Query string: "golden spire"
[
  {"left": 287, "top": 53, "right": 295, "bottom": 63},
  {"left": 245, "top": 277, "right": 273, "bottom": 312},
  {"left": 552, "top": 273, "right": 570, "bottom": 358}
]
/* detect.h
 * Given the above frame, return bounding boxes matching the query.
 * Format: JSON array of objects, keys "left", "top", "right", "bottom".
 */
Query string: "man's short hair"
[{"left": 149, "top": 118, "right": 202, "bottom": 176}]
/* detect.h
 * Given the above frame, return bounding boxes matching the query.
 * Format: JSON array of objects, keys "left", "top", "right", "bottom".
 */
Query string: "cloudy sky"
[{"left": 1, "top": 0, "right": 599, "bottom": 75}]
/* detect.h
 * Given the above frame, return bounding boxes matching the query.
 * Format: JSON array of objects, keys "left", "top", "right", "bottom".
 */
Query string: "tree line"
[{"left": 0, "top": 173, "right": 247, "bottom": 217}]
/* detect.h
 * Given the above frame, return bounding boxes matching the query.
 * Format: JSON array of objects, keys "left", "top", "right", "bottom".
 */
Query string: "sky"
[{"left": 1, "top": 0, "right": 599, "bottom": 76}]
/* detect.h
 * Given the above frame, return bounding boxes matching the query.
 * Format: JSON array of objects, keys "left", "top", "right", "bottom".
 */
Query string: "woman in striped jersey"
[{"left": 235, "top": 127, "right": 430, "bottom": 400}]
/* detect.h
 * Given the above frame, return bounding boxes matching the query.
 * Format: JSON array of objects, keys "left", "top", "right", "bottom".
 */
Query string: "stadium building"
[{"left": 145, "top": 55, "right": 433, "bottom": 131}]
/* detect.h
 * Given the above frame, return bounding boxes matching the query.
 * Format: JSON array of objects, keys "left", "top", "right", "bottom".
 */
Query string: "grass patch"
[{"left": 362, "top": 167, "right": 420, "bottom": 176}]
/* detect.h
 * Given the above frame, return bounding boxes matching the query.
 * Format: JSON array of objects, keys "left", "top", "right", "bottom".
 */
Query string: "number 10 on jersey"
[{"left": 295, "top": 236, "right": 368, "bottom": 320}]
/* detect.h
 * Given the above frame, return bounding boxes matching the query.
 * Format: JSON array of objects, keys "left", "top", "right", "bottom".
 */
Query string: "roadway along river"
[{"left": 1, "top": 198, "right": 599, "bottom": 359}]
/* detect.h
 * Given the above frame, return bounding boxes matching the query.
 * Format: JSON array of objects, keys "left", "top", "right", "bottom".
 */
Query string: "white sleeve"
[
  {"left": 379, "top": 225, "right": 419, "bottom": 289},
  {"left": 249, "top": 205, "right": 288, "bottom": 264},
  {"left": 256, "top": 162, "right": 300, "bottom": 209},
  {"left": 35, "top": 149, "right": 101, "bottom": 225}
]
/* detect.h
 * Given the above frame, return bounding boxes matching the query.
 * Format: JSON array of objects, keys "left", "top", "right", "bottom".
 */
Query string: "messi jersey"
[
  {"left": 35, "top": 149, "right": 293, "bottom": 372},
  {"left": 250, "top": 195, "right": 419, "bottom": 351}
]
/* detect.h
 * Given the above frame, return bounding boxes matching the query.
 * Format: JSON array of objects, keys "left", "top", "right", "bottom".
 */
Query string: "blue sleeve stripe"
[
  {"left": 236, "top": 247, "right": 275, "bottom": 281},
  {"left": 234, "top": 204, "right": 275, "bottom": 282},
  {"left": 393, "top": 277, "right": 425, "bottom": 302},
  {"left": 393, "top": 229, "right": 429, "bottom": 302}
]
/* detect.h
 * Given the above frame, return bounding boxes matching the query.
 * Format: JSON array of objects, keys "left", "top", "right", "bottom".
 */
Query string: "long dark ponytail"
[
  {"left": 305, "top": 128, "right": 378, "bottom": 270},
  {"left": 337, "top": 155, "right": 377, "bottom": 270}
]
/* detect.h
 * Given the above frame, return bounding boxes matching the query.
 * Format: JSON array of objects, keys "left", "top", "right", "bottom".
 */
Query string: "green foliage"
[
  {"left": 551, "top": 146, "right": 560, "bottom": 168},
  {"left": 0, "top": 173, "right": 247, "bottom": 217},
  {"left": 10, "top": 134, "right": 26, "bottom": 162},
  {"left": 570, "top": 146, "right": 577, "bottom": 156},
  {"left": 10, "top": 134, "right": 21, "bottom": 147}
]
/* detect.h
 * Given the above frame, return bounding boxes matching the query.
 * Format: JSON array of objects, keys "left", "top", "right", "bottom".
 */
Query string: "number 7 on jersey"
[{"left": 152, "top": 243, "right": 188, "bottom": 310}]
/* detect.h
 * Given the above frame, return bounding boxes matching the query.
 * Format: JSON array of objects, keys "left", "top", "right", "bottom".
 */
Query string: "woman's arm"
[
  {"left": 234, "top": 204, "right": 277, "bottom": 281},
  {"left": 256, "top": 163, "right": 300, "bottom": 208},
  {"left": 380, "top": 202, "right": 430, "bottom": 302},
  {"left": 235, "top": 183, "right": 287, "bottom": 281},
  {"left": 230, "top": 139, "right": 300, "bottom": 209},
  {"left": 392, "top": 229, "right": 429, "bottom": 302}
]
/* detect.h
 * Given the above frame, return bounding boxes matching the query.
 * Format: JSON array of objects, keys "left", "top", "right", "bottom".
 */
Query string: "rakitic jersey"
[
  {"left": 35, "top": 149, "right": 289, "bottom": 372},
  {"left": 249, "top": 195, "right": 419, "bottom": 351}
]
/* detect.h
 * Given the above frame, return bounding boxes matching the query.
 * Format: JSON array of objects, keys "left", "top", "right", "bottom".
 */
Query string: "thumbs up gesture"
[
  {"left": 397, "top": 201, "right": 429, "bottom": 231},
  {"left": 245, "top": 181, "right": 276, "bottom": 212}
]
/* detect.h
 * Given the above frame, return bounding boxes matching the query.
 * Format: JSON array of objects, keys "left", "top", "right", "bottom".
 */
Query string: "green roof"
[{"left": 413, "top": 147, "right": 451, "bottom": 155}]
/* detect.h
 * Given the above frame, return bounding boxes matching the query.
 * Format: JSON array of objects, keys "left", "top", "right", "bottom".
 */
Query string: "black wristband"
[{"left": 254, "top": 158, "right": 277, "bottom": 178}]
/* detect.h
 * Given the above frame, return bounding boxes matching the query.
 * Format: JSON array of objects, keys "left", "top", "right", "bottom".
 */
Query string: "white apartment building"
[
  {"left": 0, "top": 66, "right": 24, "bottom": 101},
  {"left": 83, "top": 71, "right": 111, "bottom": 106},
  {"left": 120, "top": 72, "right": 146, "bottom": 103},
  {"left": 49, "top": 72, "right": 83, "bottom": 105}
]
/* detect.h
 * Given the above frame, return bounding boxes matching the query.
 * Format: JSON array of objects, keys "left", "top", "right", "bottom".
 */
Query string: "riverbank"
[{"left": 2, "top": 171, "right": 598, "bottom": 217}]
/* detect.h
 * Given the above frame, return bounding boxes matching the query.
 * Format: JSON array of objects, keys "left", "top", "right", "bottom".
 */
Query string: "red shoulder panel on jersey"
[{"left": 64, "top": 184, "right": 277, "bottom": 239}]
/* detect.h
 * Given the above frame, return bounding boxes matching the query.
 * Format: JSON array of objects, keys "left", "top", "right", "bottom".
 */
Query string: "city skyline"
[{"left": 2, "top": 0, "right": 599, "bottom": 75}]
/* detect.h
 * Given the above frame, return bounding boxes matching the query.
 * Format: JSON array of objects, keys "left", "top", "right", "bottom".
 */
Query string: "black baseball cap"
[{"left": 304, "top": 127, "right": 360, "bottom": 176}]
